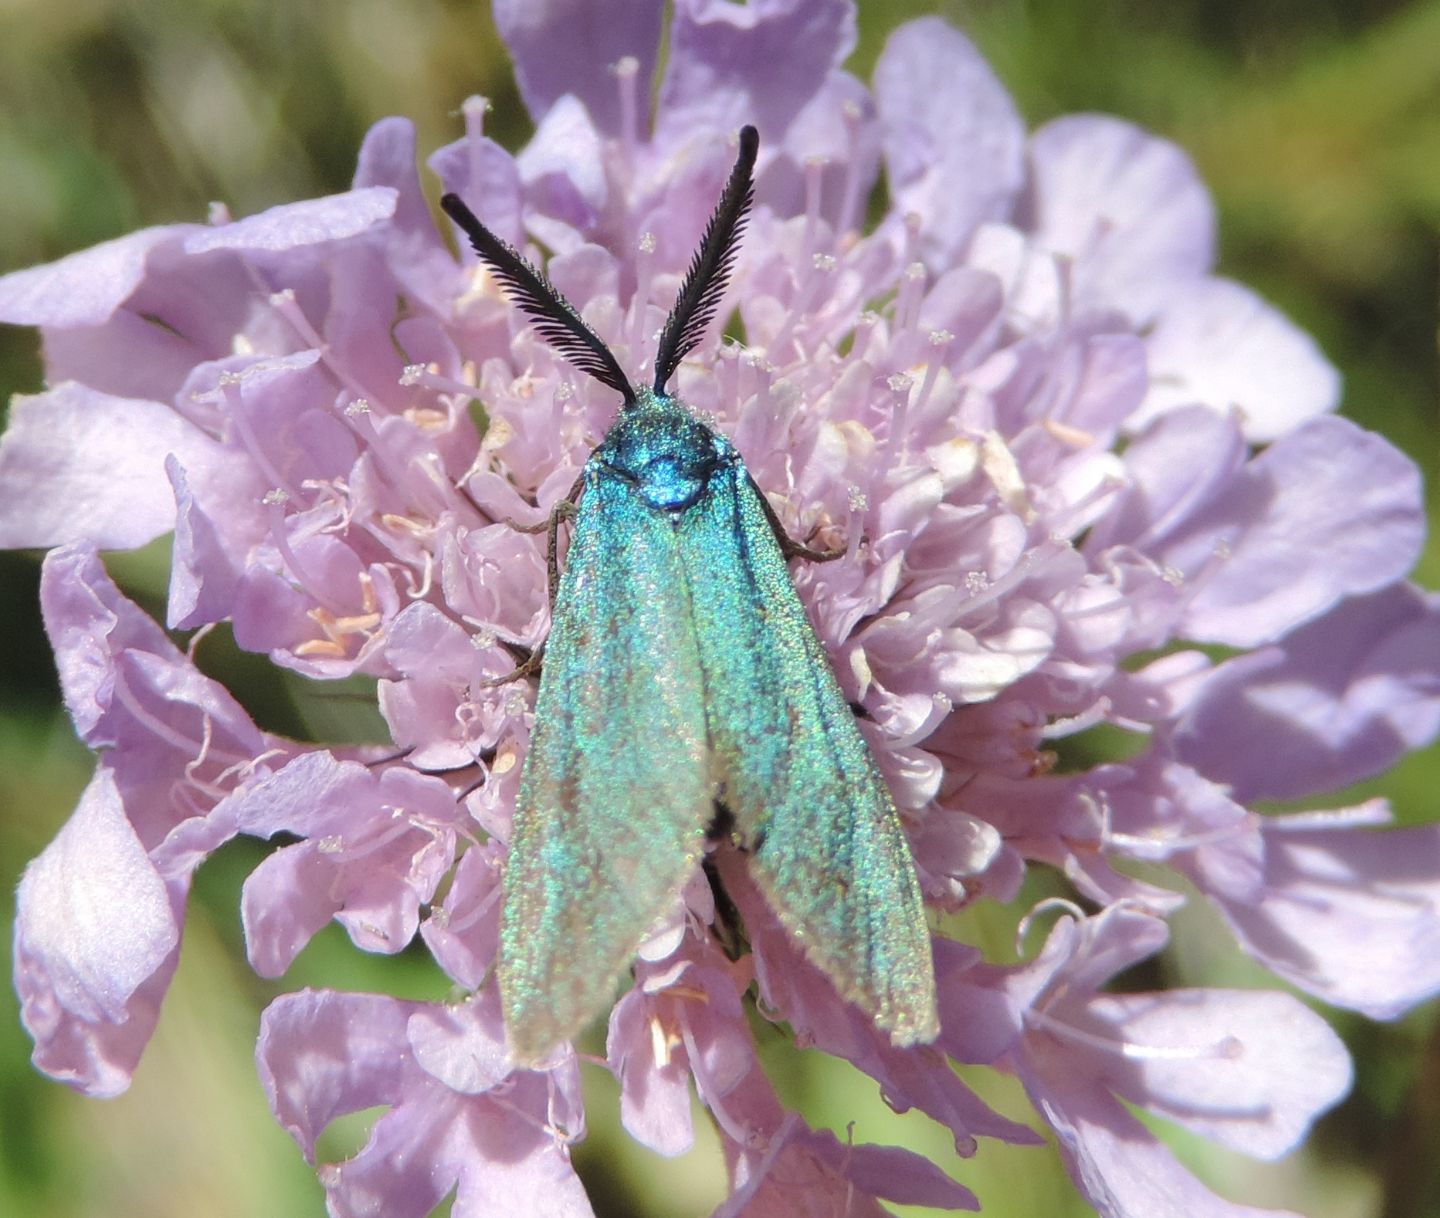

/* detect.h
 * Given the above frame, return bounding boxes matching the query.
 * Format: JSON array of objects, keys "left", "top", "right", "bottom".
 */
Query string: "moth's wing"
[
  {"left": 500, "top": 473, "right": 711, "bottom": 1061},
  {"left": 679, "top": 463, "right": 939, "bottom": 1044}
]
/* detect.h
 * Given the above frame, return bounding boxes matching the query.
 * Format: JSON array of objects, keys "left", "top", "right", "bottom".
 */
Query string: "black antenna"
[
  {"left": 441, "top": 194, "right": 636, "bottom": 402},
  {"left": 651, "top": 125, "right": 758, "bottom": 394}
]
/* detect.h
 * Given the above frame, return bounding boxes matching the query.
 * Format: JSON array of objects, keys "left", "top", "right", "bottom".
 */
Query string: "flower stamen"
[
  {"left": 1026, "top": 1006, "right": 1244, "bottom": 1066},
  {"left": 613, "top": 56, "right": 641, "bottom": 170}
]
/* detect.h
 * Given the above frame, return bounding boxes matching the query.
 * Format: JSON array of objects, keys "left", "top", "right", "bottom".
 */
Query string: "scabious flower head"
[{"left": 4, "top": 1, "right": 1439, "bottom": 1215}]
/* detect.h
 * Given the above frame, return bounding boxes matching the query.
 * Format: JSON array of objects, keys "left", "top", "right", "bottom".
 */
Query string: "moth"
[{"left": 441, "top": 126, "right": 938, "bottom": 1061}]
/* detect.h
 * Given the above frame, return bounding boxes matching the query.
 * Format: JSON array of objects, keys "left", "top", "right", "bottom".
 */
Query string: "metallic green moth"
[{"left": 441, "top": 126, "right": 938, "bottom": 1062}]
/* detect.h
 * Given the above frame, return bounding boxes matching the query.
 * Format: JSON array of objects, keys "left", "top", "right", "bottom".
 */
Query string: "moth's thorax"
[{"left": 591, "top": 387, "right": 735, "bottom": 512}]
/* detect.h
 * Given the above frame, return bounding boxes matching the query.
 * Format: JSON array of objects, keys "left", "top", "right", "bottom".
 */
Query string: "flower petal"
[
  {"left": 874, "top": 17, "right": 1025, "bottom": 268},
  {"left": 257, "top": 989, "right": 419, "bottom": 1158},
  {"left": 494, "top": 0, "right": 663, "bottom": 133},
  {"left": 718, "top": 1115, "right": 978, "bottom": 1216},
  {"left": 606, "top": 981, "right": 697, "bottom": 1156},
  {"left": 260, "top": 989, "right": 591, "bottom": 1218},
  {"left": 0, "top": 225, "right": 190, "bottom": 327},
  {"left": 517, "top": 96, "right": 609, "bottom": 240},
  {"left": 241, "top": 844, "right": 345, "bottom": 976},
  {"left": 166, "top": 456, "right": 243, "bottom": 629},
  {"left": 351, "top": 117, "right": 461, "bottom": 312},
  {"left": 1084, "top": 404, "right": 1245, "bottom": 556},
  {"left": 1021, "top": 1062, "right": 1307, "bottom": 1218},
  {"left": 0, "top": 383, "right": 221, "bottom": 549},
  {"left": 1176, "top": 416, "right": 1423, "bottom": 646},
  {"left": 1176, "top": 584, "right": 1440, "bottom": 801},
  {"left": 421, "top": 845, "right": 503, "bottom": 989},
  {"left": 184, "top": 188, "right": 397, "bottom": 253},
  {"left": 407, "top": 992, "right": 511, "bottom": 1095},
  {"left": 1215, "top": 817, "right": 1440, "bottom": 1020},
  {"left": 656, "top": 0, "right": 856, "bottom": 148},
  {"left": 1089, "top": 989, "right": 1350, "bottom": 1158},
  {"left": 13, "top": 767, "right": 180, "bottom": 1097},
  {"left": 39, "top": 544, "right": 176, "bottom": 736},
  {"left": 1023, "top": 114, "right": 1215, "bottom": 320},
  {"left": 1100, "top": 410, "right": 1424, "bottom": 648},
  {"left": 1138, "top": 277, "right": 1340, "bottom": 441}
]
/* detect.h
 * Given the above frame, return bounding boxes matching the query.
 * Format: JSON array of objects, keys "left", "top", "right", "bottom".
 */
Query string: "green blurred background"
[{"left": 1, "top": 2, "right": 1437, "bottom": 1216}]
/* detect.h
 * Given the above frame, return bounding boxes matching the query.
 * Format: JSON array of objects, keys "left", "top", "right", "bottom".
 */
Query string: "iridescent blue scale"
[
  {"left": 441, "top": 127, "right": 938, "bottom": 1062},
  {"left": 598, "top": 388, "right": 728, "bottom": 511}
]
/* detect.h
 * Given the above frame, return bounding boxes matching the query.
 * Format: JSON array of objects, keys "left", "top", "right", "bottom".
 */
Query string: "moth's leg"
[
  {"left": 748, "top": 473, "right": 847, "bottom": 562},
  {"left": 480, "top": 475, "right": 585, "bottom": 687},
  {"left": 545, "top": 474, "right": 586, "bottom": 605},
  {"left": 499, "top": 515, "right": 551, "bottom": 534},
  {"left": 479, "top": 645, "right": 544, "bottom": 689}
]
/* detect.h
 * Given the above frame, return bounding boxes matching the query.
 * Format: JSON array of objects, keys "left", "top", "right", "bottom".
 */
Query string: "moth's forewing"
[
  {"left": 678, "top": 454, "right": 940, "bottom": 1044},
  {"left": 500, "top": 470, "right": 712, "bottom": 1061}
]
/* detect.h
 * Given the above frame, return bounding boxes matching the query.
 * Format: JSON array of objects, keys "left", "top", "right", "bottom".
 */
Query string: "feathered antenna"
[
  {"left": 441, "top": 194, "right": 636, "bottom": 402},
  {"left": 651, "top": 125, "right": 759, "bottom": 395}
]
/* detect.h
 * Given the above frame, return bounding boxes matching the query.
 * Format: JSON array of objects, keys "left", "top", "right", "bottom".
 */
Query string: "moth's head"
[{"left": 597, "top": 387, "right": 730, "bottom": 513}]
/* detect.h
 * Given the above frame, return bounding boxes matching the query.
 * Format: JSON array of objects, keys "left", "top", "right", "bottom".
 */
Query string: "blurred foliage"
[{"left": 1, "top": 1, "right": 1437, "bottom": 1216}]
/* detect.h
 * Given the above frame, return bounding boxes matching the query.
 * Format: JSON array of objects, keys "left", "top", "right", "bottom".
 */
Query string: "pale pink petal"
[
  {"left": 227, "top": 750, "right": 363, "bottom": 838},
  {"left": 259, "top": 989, "right": 591, "bottom": 1218},
  {"left": 1139, "top": 277, "right": 1340, "bottom": 440},
  {"left": 421, "top": 845, "right": 503, "bottom": 989},
  {"left": 718, "top": 1114, "right": 978, "bottom": 1216},
  {"left": 656, "top": 0, "right": 856, "bottom": 150},
  {"left": 1176, "top": 584, "right": 1440, "bottom": 801},
  {"left": 1085, "top": 989, "right": 1350, "bottom": 1157},
  {"left": 1024, "top": 114, "right": 1215, "bottom": 319},
  {"left": 184, "top": 188, "right": 397, "bottom": 253},
  {"left": 13, "top": 768, "right": 180, "bottom": 1097},
  {"left": 0, "top": 384, "right": 220, "bottom": 549},
  {"left": 166, "top": 456, "right": 243, "bottom": 629},
  {"left": 1021, "top": 1061, "right": 1306, "bottom": 1218},
  {"left": 874, "top": 17, "right": 1025, "bottom": 267},
  {"left": 607, "top": 984, "right": 695, "bottom": 1156},
  {"left": 1177, "top": 416, "right": 1423, "bottom": 646},
  {"left": 39, "top": 544, "right": 176, "bottom": 735},
  {"left": 495, "top": 0, "right": 664, "bottom": 133},
  {"left": 0, "top": 225, "right": 189, "bottom": 326},
  {"left": 1216, "top": 818, "right": 1440, "bottom": 1020},
  {"left": 242, "top": 844, "right": 342, "bottom": 976},
  {"left": 517, "top": 96, "right": 609, "bottom": 241},
  {"left": 430, "top": 125, "right": 524, "bottom": 246},
  {"left": 257, "top": 989, "right": 420, "bottom": 1158},
  {"left": 407, "top": 993, "right": 511, "bottom": 1094},
  {"left": 352, "top": 117, "right": 460, "bottom": 310}
]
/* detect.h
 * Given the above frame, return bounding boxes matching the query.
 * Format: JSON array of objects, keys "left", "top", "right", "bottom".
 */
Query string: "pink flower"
[
  {"left": 257, "top": 985, "right": 592, "bottom": 1217},
  {"left": 999, "top": 906, "right": 1350, "bottom": 1218},
  {"left": 4, "top": 1, "right": 1437, "bottom": 1215}
]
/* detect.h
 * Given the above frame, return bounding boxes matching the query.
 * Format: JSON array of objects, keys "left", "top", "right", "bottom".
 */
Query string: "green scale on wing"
[
  {"left": 441, "top": 124, "right": 939, "bottom": 1064},
  {"left": 500, "top": 458, "right": 712, "bottom": 1058},
  {"left": 677, "top": 430, "right": 939, "bottom": 1047}
]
